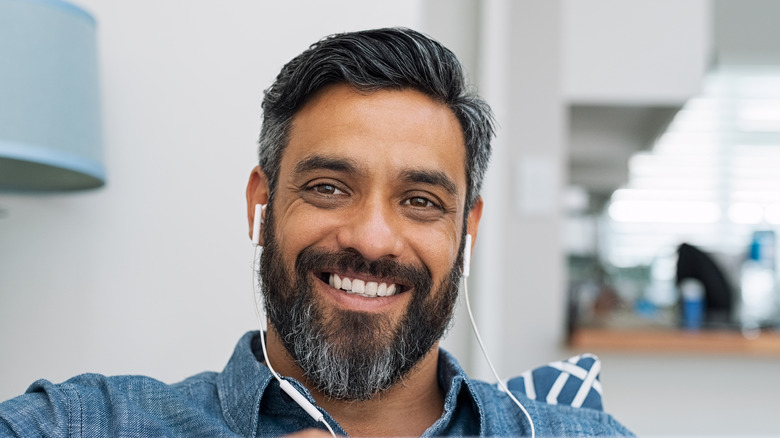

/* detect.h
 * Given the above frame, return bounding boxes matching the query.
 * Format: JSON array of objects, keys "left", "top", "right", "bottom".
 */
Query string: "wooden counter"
[{"left": 569, "top": 327, "right": 780, "bottom": 356}]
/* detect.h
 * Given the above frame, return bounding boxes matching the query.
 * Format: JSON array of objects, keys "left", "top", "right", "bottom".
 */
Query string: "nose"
[{"left": 336, "top": 197, "right": 403, "bottom": 261}]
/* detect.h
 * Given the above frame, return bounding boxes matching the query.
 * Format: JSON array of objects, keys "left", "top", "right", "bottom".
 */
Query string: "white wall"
[
  {"left": 563, "top": 0, "right": 711, "bottom": 105},
  {"left": 475, "top": 0, "right": 569, "bottom": 378}
]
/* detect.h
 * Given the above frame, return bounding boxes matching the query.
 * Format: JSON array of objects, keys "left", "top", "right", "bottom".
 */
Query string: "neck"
[{"left": 264, "top": 327, "right": 445, "bottom": 437}]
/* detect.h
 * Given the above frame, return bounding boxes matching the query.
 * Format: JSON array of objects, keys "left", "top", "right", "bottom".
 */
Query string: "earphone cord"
[
  {"left": 463, "top": 277, "right": 536, "bottom": 438},
  {"left": 251, "top": 244, "right": 337, "bottom": 438}
]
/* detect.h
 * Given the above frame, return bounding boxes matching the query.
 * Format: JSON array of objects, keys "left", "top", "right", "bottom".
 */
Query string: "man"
[{"left": 0, "top": 28, "right": 632, "bottom": 437}]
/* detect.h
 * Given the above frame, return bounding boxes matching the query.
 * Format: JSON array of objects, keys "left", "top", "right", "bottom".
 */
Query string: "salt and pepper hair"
[{"left": 257, "top": 27, "right": 494, "bottom": 212}]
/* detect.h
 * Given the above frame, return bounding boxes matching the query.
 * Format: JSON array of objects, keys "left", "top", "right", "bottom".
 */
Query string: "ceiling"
[{"left": 567, "top": 0, "right": 780, "bottom": 205}]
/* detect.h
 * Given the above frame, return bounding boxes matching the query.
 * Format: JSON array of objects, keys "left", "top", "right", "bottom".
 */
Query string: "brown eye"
[
  {"left": 310, "top": 183, "right": 343, "bottom": 195},
  {"left": 406, "top": 196, "right": 436, "bottom": 208}
]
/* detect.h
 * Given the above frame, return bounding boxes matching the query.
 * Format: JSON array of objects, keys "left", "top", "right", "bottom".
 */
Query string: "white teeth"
[{"left": 327, "top": 274, "right": 398, "bottom": 297}]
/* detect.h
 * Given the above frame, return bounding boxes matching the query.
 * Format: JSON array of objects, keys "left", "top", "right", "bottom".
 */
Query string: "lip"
[{"left": 312, "top": 271, "right": 410, "bottom": 313}]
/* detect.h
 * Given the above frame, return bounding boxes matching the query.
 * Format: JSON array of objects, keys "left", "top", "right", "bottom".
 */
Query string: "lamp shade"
[{"left": 0, "top": 0, "right": 104, "bottom": 191}]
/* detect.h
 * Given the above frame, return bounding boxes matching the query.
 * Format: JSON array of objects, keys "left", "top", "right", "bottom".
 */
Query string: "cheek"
[
  {"left": 275, "top": 208, "right": 339, "bottom": 261},
  {"left": 408, "top": 227, "right": 460, "bottom": 279}
]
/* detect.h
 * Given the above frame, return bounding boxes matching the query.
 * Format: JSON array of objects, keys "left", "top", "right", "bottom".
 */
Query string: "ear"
[
  {"left": 465, "top": 196, "right": 483, "bottom": 253},
  {"left": 246, "top": 166, "right": 270, "bottom": 242}
]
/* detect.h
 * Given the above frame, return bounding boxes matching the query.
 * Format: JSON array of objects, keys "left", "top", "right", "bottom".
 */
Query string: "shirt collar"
[
  {"left": 217, "top": 332, "right": 484, "bottom": 437},
  {"left": 216, "top": 331, "right": 273, "bottom": 437},
  {"left": 427, "top": 348, "right": 486, "bottom": 436}
]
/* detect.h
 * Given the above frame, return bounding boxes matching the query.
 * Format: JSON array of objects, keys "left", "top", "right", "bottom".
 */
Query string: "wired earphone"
[{"left": 250, "top": 203, "right": 535, "bottom": 438}]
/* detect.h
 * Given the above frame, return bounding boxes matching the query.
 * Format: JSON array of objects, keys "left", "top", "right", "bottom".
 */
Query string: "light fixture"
[{"left": 0, "top": 0, "right": 104, "bottom": 191}]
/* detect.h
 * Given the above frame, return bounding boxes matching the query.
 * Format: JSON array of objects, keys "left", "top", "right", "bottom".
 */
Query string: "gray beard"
[
  {"left": 259, "top": 209, "right": 463, "bottom": 401},
  {"left": 279, "top": 298, "right": 405, "bottom": 400}
]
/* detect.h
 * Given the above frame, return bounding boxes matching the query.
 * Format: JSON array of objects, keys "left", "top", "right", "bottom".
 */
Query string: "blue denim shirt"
[{"left": 0, "top": 332, "right": 632, "bottom": 437}]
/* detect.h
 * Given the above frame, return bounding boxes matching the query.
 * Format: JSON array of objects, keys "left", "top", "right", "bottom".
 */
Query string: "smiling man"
[
  {"left": 0, "top": 28, "right": 632, "bottom": 437},
  {"left": 241, "top": 28, "right": 631, "bottom": 437}
]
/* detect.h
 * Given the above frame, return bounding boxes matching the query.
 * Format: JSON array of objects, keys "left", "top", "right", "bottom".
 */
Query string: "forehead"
[{"left": 281, "top": 84, "right": 468, "bottom": 193}]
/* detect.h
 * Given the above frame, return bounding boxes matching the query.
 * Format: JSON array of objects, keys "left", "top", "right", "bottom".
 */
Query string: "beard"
[{"left": 259, "top": 206, "right": 463, "bottom": 401}]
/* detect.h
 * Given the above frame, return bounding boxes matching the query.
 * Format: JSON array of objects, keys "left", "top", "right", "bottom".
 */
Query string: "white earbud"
[
  {"left": 252, "top": 204, "right": 265, "bottom": 246},
  {"left": 463, "top": 234, "right": 472, "bottom": 278}
]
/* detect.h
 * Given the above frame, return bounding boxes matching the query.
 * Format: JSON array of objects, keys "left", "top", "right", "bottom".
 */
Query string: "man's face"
[{"left": 249, "top": 84, "right": 481, "bottom": 400}]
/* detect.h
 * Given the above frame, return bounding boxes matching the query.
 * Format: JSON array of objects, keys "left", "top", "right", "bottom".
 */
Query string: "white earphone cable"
[{"left": 463, "top": 236, "right": 535, "bottom": 438}]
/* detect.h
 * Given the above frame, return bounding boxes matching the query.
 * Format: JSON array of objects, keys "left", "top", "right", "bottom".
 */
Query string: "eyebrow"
[
  {"left": 400, "top": 169, "right": 458, "bottom": 198},
  {"left": 293, "top": 155, "right": 362, "bottom": 177}
]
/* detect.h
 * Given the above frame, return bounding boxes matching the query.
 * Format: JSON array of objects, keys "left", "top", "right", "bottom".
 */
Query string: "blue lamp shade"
[{"left": 0, "top": 0, "right": 105, "bottom": 191}]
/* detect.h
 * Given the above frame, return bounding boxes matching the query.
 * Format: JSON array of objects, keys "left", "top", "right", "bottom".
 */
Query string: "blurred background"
[{"left": 1, "top": 0, "right": 779, "bottom": 435}]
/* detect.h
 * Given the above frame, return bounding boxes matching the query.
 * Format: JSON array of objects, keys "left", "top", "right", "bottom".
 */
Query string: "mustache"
[{"left": 295, "top": 247, "right": 432, "bottom": 291}]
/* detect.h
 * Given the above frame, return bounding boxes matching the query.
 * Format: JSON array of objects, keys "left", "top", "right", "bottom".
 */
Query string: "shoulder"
[
  {"left": 0, "top": 372, "right": 223, "bottom": 437},
  {"left": 32, "top": 371, "right": 221, "bottom": 404},
  {"left": 470, "top": 354, "right": 634, "bottom": 436}
]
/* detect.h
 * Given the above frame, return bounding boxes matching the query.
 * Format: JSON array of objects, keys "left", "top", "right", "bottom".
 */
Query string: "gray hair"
[{"left": 257, "top": 27, "right": 494, "bottom": 212}]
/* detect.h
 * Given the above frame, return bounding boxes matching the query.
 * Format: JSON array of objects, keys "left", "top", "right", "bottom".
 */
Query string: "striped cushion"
[{"left": 506, "top": 353, "right": 604, "bottom": 411}]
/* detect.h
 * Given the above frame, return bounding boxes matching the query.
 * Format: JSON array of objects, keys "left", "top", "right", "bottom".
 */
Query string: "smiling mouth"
[{"left": 319, "top": 272, "right": 405, "bottom": 298}]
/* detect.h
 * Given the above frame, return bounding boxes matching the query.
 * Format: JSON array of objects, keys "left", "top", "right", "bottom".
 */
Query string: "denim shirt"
[{"left": 0, "top": 332, "right": 632, "bottom": 437}]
